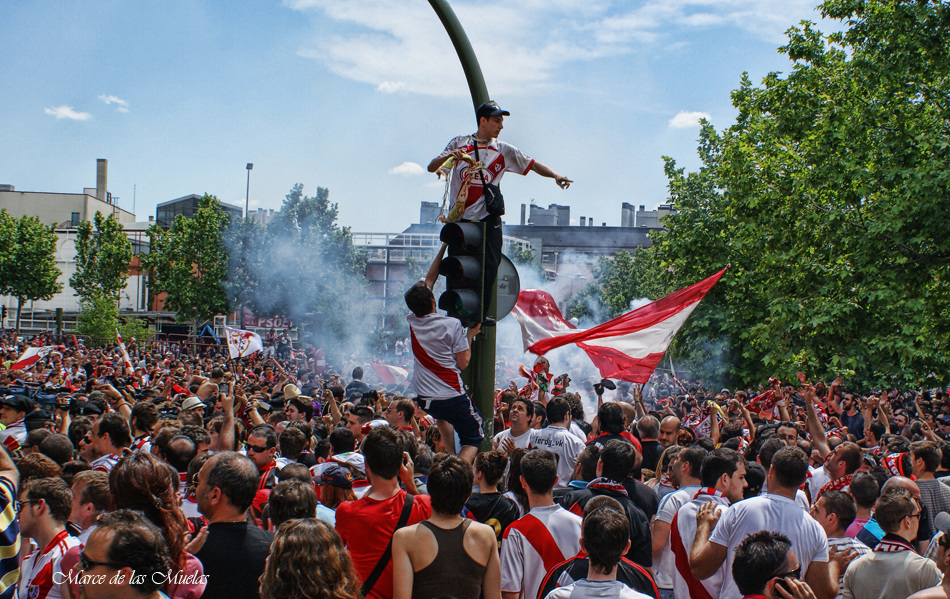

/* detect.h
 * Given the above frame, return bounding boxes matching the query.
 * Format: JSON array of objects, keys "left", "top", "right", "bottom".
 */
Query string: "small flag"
[
  {"left": 370, "top": 363, "right": 408, "bottom": 385},
  {"left": 225, "top": 326, "right": 264, "bottom": 359},
  {"left": 10, "top": 346, "right": 57, "bottom": 370}
]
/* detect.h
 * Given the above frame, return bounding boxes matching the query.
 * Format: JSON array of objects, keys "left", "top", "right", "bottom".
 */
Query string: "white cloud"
[
  {"left": 388, "top": 161, "right": 425, "bottom": 176},
  {"left": 285, "top": 0, "right": 827, "bottom": 98},
  {"left": 669, "top": 110, "right": 710, "bottom": 128},
  {"left": 44, "top": 105, "right": 92, "bottom": 120},
  {"left": 98, "top": 94, "right": 129, "bottom": 112}
]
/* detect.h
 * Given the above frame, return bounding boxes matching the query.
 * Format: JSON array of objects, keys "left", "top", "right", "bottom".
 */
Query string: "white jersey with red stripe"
[
  {"left": 0, "top": 421, "right": 26, "bottom": 452},
  {"left": 500, "top": 504, "right": 582, "bottom": 599},
  {"left": 90, "top": 453, "right": 121, "bottom": 474},
  {"left": 671, "top": 488, "right": 731, "bottom": 599},
  {"left": 408, "top": 312, "right": 468, "bottom": 400},
  {"left": 131, "top": 435, "right": 151, "bottom": 454},
  {"left": 653, "top": 484, "right": 701, "bottom": 589},
  {"left": 18, "top": 529, "right": 79, "bottom": 599}
]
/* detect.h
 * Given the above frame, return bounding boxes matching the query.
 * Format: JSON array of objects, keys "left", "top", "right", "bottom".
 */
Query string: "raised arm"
[
  {"left": 426, "top": 243, "right": 449, "bottom": 290},
  {"left": 529, "top": 161, "right": 572, "bottom": 189}
]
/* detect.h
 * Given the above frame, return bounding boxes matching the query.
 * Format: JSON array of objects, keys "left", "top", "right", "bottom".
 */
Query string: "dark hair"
[
  {"left": 362, "top": 427, "right": 404, "bottom": 480},
  {"left": 97, "top": 412, "right": 132, "bottom": 448},
  {"left": 249, "top": 425, "right": 278, "bottom": 449},
  {"left": 577, "top": 444, "right": 601, "bottom": 483},
  {"left": 837, "top": 442, "right": 864, "bottom": 475},
  {"left": 545, "top": 397, "right": 570, "bottom": 424},
  {"left": 350, "top": 406, "right": 374, "bottom": 424},
  {"left": 732, "top": 531, "right": 792, "bottom": 595},
  {"left": 565, "top": 393, "right": 585, "bottom": 422},
  {"left": 770, "top": 446, "right": 809, "bottom": 489},
  {"left": 329, "top": 427, "right": 357, "bottom": 454},
  {"left": 62, "top": 460, "right": 92, "bottom": 487},
  {"left": 520, "top": 449, "right": 558, "bottom": 495},
  {"left": 206, "top": 451, "right": 260, "bottom": 513},
  {"left": 165, "top": 435, "right": 197, "bottom": 473},
  {"left": 912, "top": 440, "right": 942, "bottom": 473},
  {"left": 600, "top": 440, "right": 637, "bottom": 482},
  {"left": 405, "top": 282, "right": 434, "bottom": 318},
  {"left": 259, "top": 518, "right": 361, "bottom": 599},
  {"left": 67, "top": 417, "right": 93, "bottom": 451},
  {"left": 15, "top": 453, "right": 62, "bottom": 483},
  {"left": 849, "top": 473, "right": 880, "bottom": 509},
  {"left": 391, "top": 398, "right": 415, "bottom": 424},
  {"left": 511, "top": 397, "right": 534, "bottom": 418},
  {"left": 428, "top": 455, "right": 474, "bottom": 515},
  {"left": 288, "top": 398, "right": 314, "bottom": 422},
  {"left": 474, "top": 450, "right": 508, "bottom": 489},
  {"left": 597, "top": 403, "right": 625, "bottom": 435},
  {"left": 532, "top": 401, "right": 546, "bottom": 426},
  {"left": 583, "top": 507, "right": 630, "bottom": 574},
  {"left": 700, "top": 448, "right": 744, "bottom": 487},
  {"left": 97, "top": 510, "right": 174, "bottom": 594},
  {"left": 679, "top": 446, "right": 708, "bottom": 480},
  {"left": 131, "top": 401, "right": 159, "bottom": 433},
  {"left": 636, "top": 416, "right": 660, "bottom": 439},
  {"left": 744, "top": 462, "right": 766, "bottom": 498},
  {"left": 38, "top": 433, "right": 75, "bottom": 465},
  {"left": 352, "top": 367, "right": 363, "bottom": 380},
  {"left": 72, "top": 470, "right": 112, "bottom": 512},
  {"left": 109, "top": 452, "right": 189, "bottom": 563},
  {"left": 868, "top": 421, "right": 886, "bottom": 442},
  {"left": 820, "top": 489, "right": 857, "bottom": 531},
  {"left": 269, "top": 480, "right": 318, "bottom": 528},
  {"left": 757, "top": 436, "right": 786, "bottom": 469},
  {"left": 24, "top": 477, "right": 72, "bottom": 522},
  {"left": 874, "top": 487, "right": 916, "bottom": 534}
]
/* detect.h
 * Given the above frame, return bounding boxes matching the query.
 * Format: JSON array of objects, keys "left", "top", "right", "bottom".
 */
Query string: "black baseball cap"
[{"left": 476, "top": 101, "right": 510, "bottom": 120}]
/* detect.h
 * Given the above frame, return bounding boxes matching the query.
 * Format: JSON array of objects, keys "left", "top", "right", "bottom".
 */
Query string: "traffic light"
[
  {"left": 1, "top": 306, "right": 6, "bottom": 321},
  {"left": 438, "top": 222, "right": 485, "bottom": 326}
]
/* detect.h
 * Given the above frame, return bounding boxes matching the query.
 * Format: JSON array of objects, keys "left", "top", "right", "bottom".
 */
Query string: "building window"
[{"left": 70, "top": 212, "right": 80, "bottom": 226}]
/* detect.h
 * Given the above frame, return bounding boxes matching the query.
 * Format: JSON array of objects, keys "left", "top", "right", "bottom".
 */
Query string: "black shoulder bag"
[
  {"left": 361, "top": 493, "right": 415, "bottom": 596},
  {"left": 473, "top": 140, "right": 505, "bottom": 217}
]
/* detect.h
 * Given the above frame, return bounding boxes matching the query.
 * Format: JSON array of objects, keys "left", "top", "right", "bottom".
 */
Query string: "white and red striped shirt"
[
  {"left": 408, "top": 313, "right": 468, "bottom": 400},
  {"left": 500, "top": 504, "right": 582, "bottom": 599},
  {"left": 131, "top": 435, "right": 151, "bottom": 454},
  {"left": 671, "top": 488, "right": 731, "bottom": 599},
  {"left": 90, "top": 453, "right": 121, "bottom": 474},
  {"left": 0, "top": 420, "right": 26, "bottom": 452},
  {"left": 18, "top": 529, "right": 79, "bottom": 599}
]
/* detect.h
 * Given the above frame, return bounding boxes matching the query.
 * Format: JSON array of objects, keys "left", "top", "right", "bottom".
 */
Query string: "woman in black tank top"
[{"left": 392, "top": 456, "right": 502, "bottom": 599}]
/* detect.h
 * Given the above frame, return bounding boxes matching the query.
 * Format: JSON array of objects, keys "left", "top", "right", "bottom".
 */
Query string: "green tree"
[
  {"left": 143, "top": 194, "right": 230, "bottom": 328},
  {"left": 71, "top": 211, "right": 133, "bottom": 304},
  {"left": 645, "top": 0, "right": 950, "bottom": 387},
  {"left": 0, "top": 213, "right": 63, "bottom": 333},
  {"left": 75, "top": 294, "right": 153, "bottom": 343}
]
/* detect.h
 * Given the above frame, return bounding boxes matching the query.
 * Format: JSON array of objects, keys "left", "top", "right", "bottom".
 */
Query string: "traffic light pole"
[{"left": 428, "top": 0, "right": 495, "bottom": 449}]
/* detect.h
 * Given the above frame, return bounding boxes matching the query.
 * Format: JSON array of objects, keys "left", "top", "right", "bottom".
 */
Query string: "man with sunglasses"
[
  {"left": 843, "top": 487, "right": 941, "bottom": 599},
  {"left": 17, "top": 477, "right": 79, "bottom": 599},
  {"left": 731, "top": 531, "right": 817, "bottom": 599}
]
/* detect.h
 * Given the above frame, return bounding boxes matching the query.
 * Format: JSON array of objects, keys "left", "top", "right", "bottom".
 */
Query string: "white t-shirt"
[
  {"left": 501, "top": 504, "right": 582, "bottom": 599},
  {"left": 544, "top": 578, "right": 652, "bottom": 599},
  {"left": 653, "top": 485, "right": 701, "bottom": 589},
  {"left": 437, "top": 136, "right": 535, "bottom": 221},
  {"left": 408, "top": 312, "right": 468, "bottom": 400},
  {"left": 708, "top": 493, "right": 829, "bottom": 599},
  {"left": 528, "top": 425, "right": 585, "bottom": 489},
  {"left": 672, "top": 489, "right": 730, "bottom": 599},
  {"left": 493, "top": 427, "right": 533, "bottom": 451},
  {"left": 807, "top": 465, "right": 832, "bottom": 503}
]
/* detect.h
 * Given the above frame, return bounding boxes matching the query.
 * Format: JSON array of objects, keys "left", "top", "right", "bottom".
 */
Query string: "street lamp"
[{"left": 245, "top": 163, "right": 253, "bottom": 220}]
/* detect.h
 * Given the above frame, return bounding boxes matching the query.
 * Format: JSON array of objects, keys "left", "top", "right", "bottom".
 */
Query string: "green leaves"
[
  {"left": 0, "top": 210, "right": 63, "bottom": 332},
  {"left": 71, "top": 211, "right": 133, "bottom": 304}
]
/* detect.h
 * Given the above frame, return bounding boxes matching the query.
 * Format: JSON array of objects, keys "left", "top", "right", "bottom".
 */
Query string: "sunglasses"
[
  {"left": 773, "top": 565, "right": 801, "bottom": 580},
  {"left": 245, "top": 445, "right": 269, "bottom": 453},
  {"left": 79, "top": 551, "right": 122, "bottom": 572}
]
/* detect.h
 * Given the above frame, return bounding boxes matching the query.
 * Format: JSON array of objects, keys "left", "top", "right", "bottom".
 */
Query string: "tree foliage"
[
  {"left": 143, "top": 194, "right": 230, "bottom": 326},
  {"left": 71, "top": 211, "right": 133, "bottom": 304},
  {"left": 637, "top": 0, "right": 950, "bottom": 387},
  {"left": 76, "top": 294, "right": 152, "bottom": 342},
  {"left": 0, "top": 211, "right": 62, "bottom": 332}
]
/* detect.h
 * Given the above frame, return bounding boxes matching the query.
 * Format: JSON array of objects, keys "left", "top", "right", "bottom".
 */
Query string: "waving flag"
[
  {"left": 225, "top": 326, "right": 264, "bottom": 359},
  {"left": 115, "top": 329, "right": 135, "bottom": 375},
  {"left": 370, "top": 363, "right": 408, "bottom": 385},
  {"left": 513, "top": 268, "right": 727, "bottom": 383},
  {"left": 10, "top": 346, "right": 58, "bottom": 370}
]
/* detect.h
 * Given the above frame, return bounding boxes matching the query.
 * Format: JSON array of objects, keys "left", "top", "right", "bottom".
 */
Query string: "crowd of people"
[{"left": 0, "top": 328, "right": 948, "bottom": 599}]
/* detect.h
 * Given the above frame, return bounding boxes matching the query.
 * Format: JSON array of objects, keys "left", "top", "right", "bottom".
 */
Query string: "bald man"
[
  {"left": 857, "top": 476, "right": 932, "bottom": 552},
  {"left": 658, "top": 416, "right": 681, "bottom": 448}
]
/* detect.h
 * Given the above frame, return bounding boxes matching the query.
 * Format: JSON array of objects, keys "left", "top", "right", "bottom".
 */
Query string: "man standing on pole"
[{"left": 428, "top": 100, "right": 572, "bottom": 313}]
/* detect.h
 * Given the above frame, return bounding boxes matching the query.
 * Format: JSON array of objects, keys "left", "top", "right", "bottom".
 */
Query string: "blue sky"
[{"left": 1, "top": 0, "right": 832, "bottom": 233}]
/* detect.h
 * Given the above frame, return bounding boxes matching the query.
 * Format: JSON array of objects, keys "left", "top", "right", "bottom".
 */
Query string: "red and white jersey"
[
  {"left": 90, "top": 453, "right": 121, "bottom": 473},
  {"left": 500, "top": 504, "right": 582, "bottom": 599},
  {"left": 671, "top": 488, "right": 731, "bottom": 599},
  {"left": 131, "top": 435, "right": 152, "bottom": 454},
  {"left": 18, "top": 530, "right": 79, "bottom": 599},
  {"left": 408, "top": 313, "right": 468, "bottom": 400},
  {"left": 653, "top": 484, "right": 701, "bottom": 589},
  {"left": 437, "top": 136, "right": 534, "bottom": 221},
  {"left": 0, "top": 420, "right": 26, "bottom": 452}
]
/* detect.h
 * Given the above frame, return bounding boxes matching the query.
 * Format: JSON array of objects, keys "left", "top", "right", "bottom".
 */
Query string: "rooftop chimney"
[
  {"left": 580, "top": 216, "right": 586, "bottom": 227},
  {"left": 521, "top": 204, "right": 526, "bottom": 226},
  {"left": 96, "top": 159, "right": 108, "bottom": 202}
]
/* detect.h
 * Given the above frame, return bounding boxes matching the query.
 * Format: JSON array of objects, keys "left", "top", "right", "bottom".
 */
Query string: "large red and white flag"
[
  {"left": 225, "top": 326, "right": 264, "bottom": 359},
  {"left": 370, "top": 363, "right": 408, "bottom": 385},
  {"left": 512, "top": 268, "right": 727, "bottom": 383},
  {"left": 115, "top": 328, "right": 135, "bottom": 375},
  {"left": 10, "top": 346, "right": 58, "bottom": 371}
]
